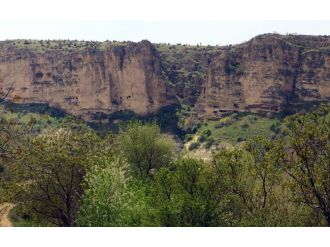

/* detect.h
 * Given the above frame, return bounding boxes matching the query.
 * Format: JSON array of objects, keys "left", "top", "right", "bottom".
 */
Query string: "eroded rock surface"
[
  {"left": 0, "top": 40, "right": 171, "bottom": 120},
  {"left": 198, "top": 34, "right": 330, "bottom": 118},
  {"left": 0, "top": 34, "right": 330, "bottom": 121}
]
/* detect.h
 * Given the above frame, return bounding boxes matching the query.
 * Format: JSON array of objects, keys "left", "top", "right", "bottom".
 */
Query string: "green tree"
[
  {"left": 245, "top": 137, "right": 277, "bottom": 209},
  {"left": 174, "top": 158, "right": 223, "bottom": 226},
  {"left": 149, "top": 166, "right": 181, "bottom": 226},
  {"left": 118, "top": 121, "right": 175, "bottom": 177},
  {"left": 212, "top": 146, "right": 294, "bottom": 226},
  {"left": 9, "top": 126, "right": 103, "bottom": 226},
  {"left": 77, "top": 157, "right": 128, "bottom": 226},
  {"left": 212, "top": 149, "right": 256, "bottom": 225},
  {"left": 279, "top": 105, "right": 330, "bottom": 226},
  {"left": 150, "top": 158, "right": 226, "bottom": 226},
  {"left": 77, "top": 157, "right": 150, "bottom": 226}
]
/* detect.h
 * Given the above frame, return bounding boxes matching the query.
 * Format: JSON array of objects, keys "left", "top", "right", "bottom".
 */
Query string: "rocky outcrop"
[
  {"left": 0, "top": 34, "right": 330, "bottom": 121},
  {"left": 198, "top": 34, "right": 330, "bottom": 118},
  {"left": 0, "top": 40, "right": 172, "bottom": 120}
]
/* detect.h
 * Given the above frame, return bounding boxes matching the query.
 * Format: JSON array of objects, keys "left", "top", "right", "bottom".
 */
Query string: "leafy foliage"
[
  {"left": 8, "top": 122, "right": 105, "bottom": 226},
  {"left": 1, "top": 104, "right": 329, "bottom": 227},
  {"left": 77, "top": 158, "right": 129, "bottom": 226},
  {"left": 156, "top": 43, "right": 219, "bottom": 104},
  {"left": 278, "top": 104, "right": 330, "bottom": 226},
  {"left": 196, "top": 113, "right": 281, "bottom": 145},
  {"left": 118, "top": 121, "right": 175, "bottom": 177}
]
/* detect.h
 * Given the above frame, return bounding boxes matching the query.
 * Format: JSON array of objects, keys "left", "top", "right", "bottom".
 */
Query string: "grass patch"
[{"left": 197, "top": 113, "right": 281, "bottom": 145}]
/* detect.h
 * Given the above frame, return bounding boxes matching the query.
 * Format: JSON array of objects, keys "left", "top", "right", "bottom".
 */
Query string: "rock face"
[
  {"left": 0, "top": 34, "right": 330, "bottom": 121},
  {"left": 0, "top": 40, "right": 171, "bottom": 120},
  {"left": 198, "top": 34, "right": 330, "bottom": 118}
]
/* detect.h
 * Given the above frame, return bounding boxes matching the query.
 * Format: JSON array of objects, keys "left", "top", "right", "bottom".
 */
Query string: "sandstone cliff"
[
  {"left": 198, "top": 34, "right": 330, "bottom": 118},
  {"left": 0, "top": 34, "right": 330, "bottom": 122},
  {"left": 0, "top": 40, "right": 171, "bottom": 120}
]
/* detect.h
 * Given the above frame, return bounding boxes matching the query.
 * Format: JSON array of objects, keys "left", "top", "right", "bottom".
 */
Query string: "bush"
[
  {"left": 201, "top": 129, "right": 212, "bottom": 137},
  {"left": 184, "top": 134, "right": 193, "bottom": 142},
  {"left": 237, "top": 137, "right": 246, "bottom": 142},
  {"left": 215, "top": 123, "right": 223, "bottom": 129},
  {"left": 269, "top": 123, "right": 281, "bottom": 134},
  {"left": 241, "top": 123, "right": 249, "bottom": 129},
  {"left": 198, "top": 135, "right": 207, "bottom": 143},
  {"left": 188, "top": 142, "right": 200, "bottom": 151},
  {"left": 205, "top": 138, "right": 215, "bottom": 148}
]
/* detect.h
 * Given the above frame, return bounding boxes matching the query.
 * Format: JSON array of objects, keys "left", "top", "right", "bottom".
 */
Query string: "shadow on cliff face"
[
  {"left": 2, "top": 97, "right": 326, "bottom": 142},
  {"left": 0, "top": 98, "right": 184, "bottom": 137},
  {"left": 278, "top": 97, "right": 330, "bottom": 118},
  {"left": 89, "top": 104, "right": 186, "bottom": 138},
  {"left": 0, "top": 98, "right": 67, "bottom": 118}
]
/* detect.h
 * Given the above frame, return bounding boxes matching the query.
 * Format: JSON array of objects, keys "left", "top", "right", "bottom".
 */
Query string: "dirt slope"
[{"left": 0, "top": 203, "right": 14, "bottom": 227}]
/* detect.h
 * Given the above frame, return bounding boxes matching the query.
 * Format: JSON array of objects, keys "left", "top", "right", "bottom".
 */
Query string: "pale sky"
[{"left": 1, "top": 21, "right": 330, "bottom": 45}]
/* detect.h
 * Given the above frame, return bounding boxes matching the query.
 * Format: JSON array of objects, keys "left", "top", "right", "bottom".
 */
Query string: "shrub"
[
  {"left": 241, "top": 123, "right": 249, "bottom": 129},
  {"left": 198, "top": 135, "right": 207, "bottom": 143},
  {"left": 205, "top": 138, "right": 215, "bottom": 148},
  {"left": 269, "top": 123, "right": 281, "bottom": 134},
  {"left": 237, "top": 137, "right": 246, "bottom": 142},
  {"left": 215, "top": 123, "right": 223, "bottom": 129},
  {"left": 188, "top": 142, "right": 200, "bottom": 151},
  {"left": 201, "top": 129, "right": 212, "bottom": 137},
  {"left": 184, "top": 134, "right": 193, "bottom": 142}
]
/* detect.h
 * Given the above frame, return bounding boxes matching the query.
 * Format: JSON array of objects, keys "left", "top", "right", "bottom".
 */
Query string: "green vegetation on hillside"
[
  {"left": 0, "top": 39, "right": 130, "bottom": 53},
  {"left": 1, "top": 102, "right": 330, "bottom": 227},
  {"left": 196, "top": 113, "right": 281, "bottom": 145},
  {"left": 155, "top": 43, "right": 220, "bottom": 103},
  {"left": 1, "top": 35, "right": 330, "bottom": 227}
]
